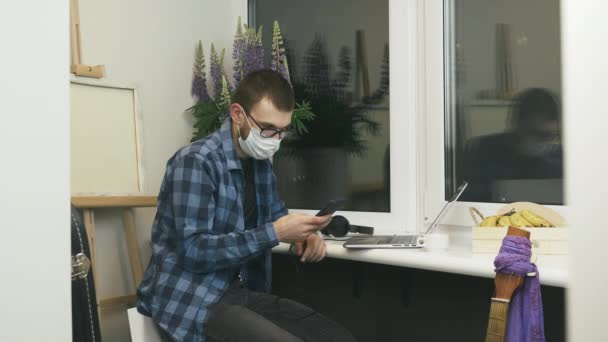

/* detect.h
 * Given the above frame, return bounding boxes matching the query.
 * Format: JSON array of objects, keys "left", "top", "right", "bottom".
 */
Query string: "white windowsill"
[{"left": 272, "top": 225, "right": 568, "bottom": 288}]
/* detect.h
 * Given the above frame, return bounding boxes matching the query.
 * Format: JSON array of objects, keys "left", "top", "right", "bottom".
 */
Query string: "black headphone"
[{"left": 320, "top": 215, "right": 374, "bottom": 238}]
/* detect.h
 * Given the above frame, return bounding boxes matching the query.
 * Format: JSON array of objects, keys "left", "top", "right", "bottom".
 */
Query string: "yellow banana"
[
  {"left": 521, "top": 209, "right": 554, "bottom": 227},
  {"left": 498, "top": 216, "right": 511, "bottom": 227},
  {"left": 510, "top": 212, "right": 533, "bottom": 227},
  {"left": 480, "top": 215, "right": 498, "bottom": 227}
]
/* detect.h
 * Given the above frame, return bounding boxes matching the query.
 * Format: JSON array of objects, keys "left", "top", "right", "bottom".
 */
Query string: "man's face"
[
  {"left": 239, "top": 97, "right": 293, "bottom": 140},
  {"left": 520, "top": 113, "right": 560, "bottom": 144}
]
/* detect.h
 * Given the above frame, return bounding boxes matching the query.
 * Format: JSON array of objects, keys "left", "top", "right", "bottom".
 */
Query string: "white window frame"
[
  {"left": 254, "top": 0, "right": 425, "bottom": 234},
  {"left": 422, "top": 0, "right": 568, "bottom": 228}
]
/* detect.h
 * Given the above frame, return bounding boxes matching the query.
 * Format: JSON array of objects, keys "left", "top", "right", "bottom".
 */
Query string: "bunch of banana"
[
  {"left": 498, "top": 216, "right": 512, "bottom": 227},
  {"left": 510, "top": 212, "right": 532, "bottom": 227},
  {"left": 479, "top": 209, "right": 554, "bottom": 228},
  {"left": 520, "top": 209, "right": 554, "bottom": 227},
  {"left": 480, "top": 215, "right": 499, "bottom": 227}
]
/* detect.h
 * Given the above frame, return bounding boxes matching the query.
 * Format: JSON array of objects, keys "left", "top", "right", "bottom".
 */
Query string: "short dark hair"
[
  {"left": 511, "top": 88, "right": 560, "bottom": 128},
  {"left": 232, "top": 69, "right": 295, "bottom": 114}
]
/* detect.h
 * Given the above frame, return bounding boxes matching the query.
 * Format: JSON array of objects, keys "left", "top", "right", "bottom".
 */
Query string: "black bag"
[{"left": 71, "top": 207, "right": 102, "bottom": 342}]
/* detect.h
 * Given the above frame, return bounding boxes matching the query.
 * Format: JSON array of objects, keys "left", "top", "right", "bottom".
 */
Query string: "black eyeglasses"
[{"left": 244, "top": 111, "right": 293, "bottom": 139}]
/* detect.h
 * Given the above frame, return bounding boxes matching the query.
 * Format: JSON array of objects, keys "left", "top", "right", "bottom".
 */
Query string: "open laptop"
[{"left": 343, "top": 181, "right": 468, "bottom": 249}]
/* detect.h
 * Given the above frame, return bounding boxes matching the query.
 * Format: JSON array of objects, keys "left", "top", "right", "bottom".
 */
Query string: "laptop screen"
[{"left": 424, "top": 181, "right": 468, "bottom": 234}]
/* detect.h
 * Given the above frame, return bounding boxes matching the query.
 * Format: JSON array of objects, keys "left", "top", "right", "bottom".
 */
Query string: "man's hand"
[
  {"left": 293, "top": 234, "right": 327, "bottom": 263},
  {"left": 273, "top": 213, "right": 331, "bottom": 243}
]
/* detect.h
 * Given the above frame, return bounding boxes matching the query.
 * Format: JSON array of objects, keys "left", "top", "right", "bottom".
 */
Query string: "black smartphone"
[{"left": 316, "top": 199, "right": 346, "bottom": 216}]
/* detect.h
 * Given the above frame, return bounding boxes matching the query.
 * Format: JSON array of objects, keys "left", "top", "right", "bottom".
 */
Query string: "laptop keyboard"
[
  {"left": 346, "top": 235, "right": 421, "bottom": 246},
  {"left": 372, "top": 235, "right": 418, "bottom": 245},
  {"left": 390, "top": 236, "right": 419, "bottom": 245}
]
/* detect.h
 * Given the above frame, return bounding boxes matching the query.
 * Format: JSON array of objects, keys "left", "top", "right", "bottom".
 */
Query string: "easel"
[
  {"left": 70, "top": 0, "right": 105, "bottom": 78},
  {"left": 71, "top": 195, "right": 157, "bottom": 329}
]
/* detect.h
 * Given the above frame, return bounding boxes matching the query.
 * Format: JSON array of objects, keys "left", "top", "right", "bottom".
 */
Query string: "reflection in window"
[
  {"left": 253, "top": 0, "right": 390, "bottom": 212},
  {"left": 445, "top": 0, "right": 563, "bottom": 204}
]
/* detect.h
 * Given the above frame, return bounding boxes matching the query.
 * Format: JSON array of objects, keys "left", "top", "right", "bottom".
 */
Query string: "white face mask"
[{"left": 238, "top": 115, "right": 281, "bottom": 160}]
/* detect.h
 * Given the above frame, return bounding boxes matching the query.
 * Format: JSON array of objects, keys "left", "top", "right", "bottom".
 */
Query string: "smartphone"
[{"left": 316, "top": 199, "right": 346, "bottom": 216}]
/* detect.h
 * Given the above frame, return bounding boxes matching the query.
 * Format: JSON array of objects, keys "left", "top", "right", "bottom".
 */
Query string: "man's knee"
[
  {"left": 331, "top": 322, "right": 357, "bottom": 342},
  {"left": 276, "top": 298, "right": 356, "bottom": 342},
  {"left": 313, "top": 313, "right": 356, "bottom": 342}
]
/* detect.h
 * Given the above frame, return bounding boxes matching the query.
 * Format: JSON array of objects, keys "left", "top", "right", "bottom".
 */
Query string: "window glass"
[
  {"left": 253, "top": 0, "right": 391, "bottom": 211},
  {"left": 445, "top": 0, "right": 563, "bottom": 204}
]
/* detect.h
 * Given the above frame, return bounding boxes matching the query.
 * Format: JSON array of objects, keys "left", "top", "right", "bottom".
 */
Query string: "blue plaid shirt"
[{"left": 137, "top": 119, "right": 288, "bottom": 341}]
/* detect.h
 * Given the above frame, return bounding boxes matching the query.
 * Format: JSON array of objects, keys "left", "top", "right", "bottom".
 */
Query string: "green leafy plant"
[
  {"left": 291, "top": 100, "right": 315, "bottom": 135},
  {"left": 190, "top": 75, "right": 232, "bottom": 140},
  {"left": 279, "top": 35, "right": 389, "bottom": 158}
]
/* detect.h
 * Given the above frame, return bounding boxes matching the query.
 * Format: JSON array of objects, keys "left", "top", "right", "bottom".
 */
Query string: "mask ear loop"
[
  {"left": 237, "top": 120, "right": 244, "bottom": 140},
  {"left": 237, "top": 109, "right": 250, "bottom": 140}
]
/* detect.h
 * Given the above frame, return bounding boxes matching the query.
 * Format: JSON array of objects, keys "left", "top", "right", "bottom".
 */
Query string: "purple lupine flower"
[
  {"left": 270, "top": 21, "right": 281, "bottom": 71},
  {"left": 191, "top": 77, "right": 208, "bottom": 102},
  {"left": 243, "top": 28, "right": 257, "bottom": 76},
  {"left": 210, "top": 43, "right": 223, "bottom": 99},
  {"left": 191, "top": 40, "right": 210, "bottom": 102},
  {"left": 271, "top": 21, "right": 291, "bottom": 84},
  {"left": 253, "top": 26, "right": 265, "bottom": 71},
  {"left": 218, "top": 76, "right": 231, "bottom": 121},
  {"left": 219, "top": 48, "right": 233, "bottom": 92},
  {"left": 279, "top": 61, "right": 290, "bottom": 83},
  {"left": 232, "top": 17, "right": 246, "bottom": 88},
  {"left": 242, "top": 26, "right": 265, "bottom": 76}
]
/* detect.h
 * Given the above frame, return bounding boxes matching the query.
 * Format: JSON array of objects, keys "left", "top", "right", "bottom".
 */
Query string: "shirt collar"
[{"left": 219, "top": 118, "right": 242, "bottom": 171}]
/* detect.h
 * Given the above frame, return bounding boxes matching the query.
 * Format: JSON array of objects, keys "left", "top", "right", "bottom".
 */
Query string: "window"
[
  {"left": 445, "top": 0, "right": 563, "bottom": 205},
  {"left": 251, "top": 0, "right": 391, "bottom": 213}
]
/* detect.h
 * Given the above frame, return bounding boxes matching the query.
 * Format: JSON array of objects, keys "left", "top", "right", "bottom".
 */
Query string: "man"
[
  {"left": 461, "top": 87, "right": 562, "bottom": 203},
  {"left": 137, "top": 70, "right": 356, "bottom": 342}
]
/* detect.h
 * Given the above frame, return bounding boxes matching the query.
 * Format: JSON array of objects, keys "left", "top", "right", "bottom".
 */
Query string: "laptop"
[{"left": 343, "top": 181, "right": 468, "bottom": 249}]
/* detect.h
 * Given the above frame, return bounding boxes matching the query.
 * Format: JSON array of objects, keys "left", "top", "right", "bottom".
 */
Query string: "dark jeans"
[{"left": 206, "top": 282, "right": 356, "bottom": 342}]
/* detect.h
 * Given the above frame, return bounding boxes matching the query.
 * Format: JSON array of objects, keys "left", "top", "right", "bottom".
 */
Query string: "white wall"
[
  {"left": 563, "top": 1, "right": 608, "bottom": 340},
  {"left": 78, "top": 1, "right": 245, "bottom": 340},
  {"left": 0, "top": 1, "right": 71, "bottom": 341}
]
